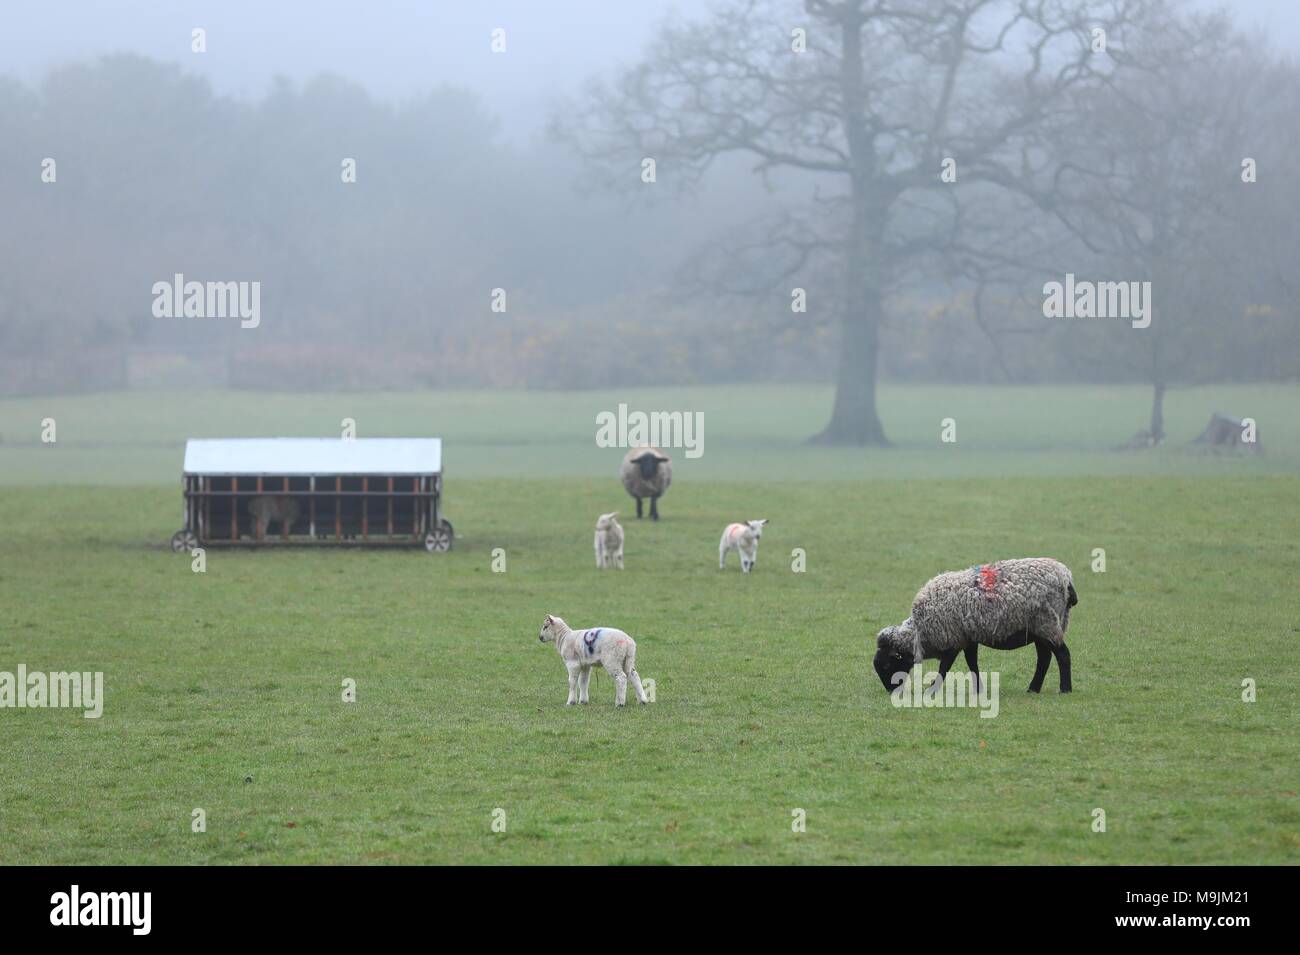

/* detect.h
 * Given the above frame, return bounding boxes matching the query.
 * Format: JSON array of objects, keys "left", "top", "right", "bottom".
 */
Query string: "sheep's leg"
[
  {"left": 719, "top": 544, "right": 728, "bottom": 570},
  {"left": 1052, "top": 642, "right": 1072, "bottom": 693},
  {"left": 929, "top": 649, "right": 959, "bottom": 698},
  {"left": 565, "top": 662, "right": 580, "bottom": 706},
  {"left": 628, "top": 667, "right": 647, "bottom": 704},
  {"left": 963, "top": 645, "right": 981, "bottom": 695},
  {"left": 649, "top": 495, "right": 660, "bottom": 520},
  {"left": 1028, "top": 639, "right": 1052, "bottom": 693},
  {"left": 577, "top": 666, "right": 591, "bottom": 704},
  {"left": 615, "top": 548, "right": 623, "bottom": 570},
  {"left": 635, "top": 497, "right": 643, "bottom": 519},
  {"left": 606, "top": 663, "right": 628, "bottom": 706}
]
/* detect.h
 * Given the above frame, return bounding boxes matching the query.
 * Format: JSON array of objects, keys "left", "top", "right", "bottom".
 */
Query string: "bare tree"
[
  {"left": 557, "top": 0, "right": 1159, "bottom": 444},
  {"left": 1022, "top": 21, "right": 1285, "bottom": 443}
]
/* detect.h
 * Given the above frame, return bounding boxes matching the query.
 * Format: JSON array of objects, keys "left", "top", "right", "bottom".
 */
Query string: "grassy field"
[
  {"left": 0, "top": 385, "right": 1297, "bottom": 864},
  {"left": 2, "top": 382, "right": 1298, "bottom": 484}
]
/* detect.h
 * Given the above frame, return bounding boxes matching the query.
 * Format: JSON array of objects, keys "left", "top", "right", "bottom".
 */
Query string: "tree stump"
[{"left": 1190, "top": 413, "right": 1261, "bottom": 452}]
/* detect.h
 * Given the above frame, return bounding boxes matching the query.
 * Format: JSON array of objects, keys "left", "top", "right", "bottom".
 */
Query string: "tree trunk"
[
  {"left": 1149, "top": 381, "right": 1166, "bottom": 444},
  {"left": 809, "top": 196, "right": 889, "bottom": 446},
  {"left": 808, "top": 285, "right": 888, "bottom": 445},
  {"left": 808, "top": 11, "right": 889, "bottom": 447}
]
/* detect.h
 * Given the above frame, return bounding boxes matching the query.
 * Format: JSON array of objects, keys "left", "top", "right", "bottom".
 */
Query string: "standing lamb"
[
  {"left": 620, "top": 446, "right": 672, "bottom": 520},
  {"left": 873, "top": 558, "right": 1078, "bottom": 695},
  {"left": 594, "top": 512, "right": 624, "bottom": 569},
  {"left": 538, "top": 614, "right": 648, "bottom": 707},
  {"left": 719, "top": 519, "right": 768, "bottom": 573}
]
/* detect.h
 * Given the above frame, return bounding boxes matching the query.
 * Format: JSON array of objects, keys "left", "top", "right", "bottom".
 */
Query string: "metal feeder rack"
[{"left": 170, "top": 438, "right": 452, "bottom": 552}]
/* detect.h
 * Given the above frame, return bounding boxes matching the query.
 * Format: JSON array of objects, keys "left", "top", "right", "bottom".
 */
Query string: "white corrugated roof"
[{"left": 183, "top": 438, "right": 441, "bottom": 475}]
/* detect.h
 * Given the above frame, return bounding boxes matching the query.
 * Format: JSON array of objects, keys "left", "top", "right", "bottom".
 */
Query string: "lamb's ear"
[
  {"left": 655, "top": 453, "right": 670, "bottom": 461},
  {"left": 545, "top": 614, "right": 554, "bottom": 625},
  {"left": 876, "top": 630, "right": 892, "bottom": 648}
]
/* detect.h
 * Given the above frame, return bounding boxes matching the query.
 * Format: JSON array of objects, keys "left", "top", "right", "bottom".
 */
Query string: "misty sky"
[{"left": 4, "top": 0, "right": 1296, "bottom": 141}]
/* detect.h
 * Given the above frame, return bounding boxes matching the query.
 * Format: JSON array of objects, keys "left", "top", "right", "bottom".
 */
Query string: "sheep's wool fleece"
[
  {"left": 620, "top": 446, "right": 673, "bottom": 498},
  {"left": 908, "top": 557, "right": 1075, "bottom": 651}
]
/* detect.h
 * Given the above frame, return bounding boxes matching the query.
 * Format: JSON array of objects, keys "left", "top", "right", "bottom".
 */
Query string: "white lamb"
[
  {"left": 538, "top": 614, "right": 648, "bottom": 707},
  {"left": 719, "top": 519, "right": 768, "bottom": 573},
  {"left": 594, "top": 512, "right": 624, "bottom": 569}
]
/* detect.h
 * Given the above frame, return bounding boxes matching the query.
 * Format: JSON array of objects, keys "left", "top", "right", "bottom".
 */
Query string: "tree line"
[{"left": 1, "top": 0, "right": 1297, "bottom": 447}]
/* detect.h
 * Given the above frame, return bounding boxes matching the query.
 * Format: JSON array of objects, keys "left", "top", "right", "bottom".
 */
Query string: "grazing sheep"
[
  {"left": 538, "top": 614, "right": 648, "bottom": 707},
  {"left": 594, "top": 512, "right": 624, "bottom": 569},
  {"left": 620, "top": 446, "right": 672, "bottom": 520},
  {"left": 248, "top": 495, "right": 300, "bottom": 541},
  {"left": 719, "top": 519, "right": 768, "bottom": 573},
  {"left": 873, "top": 558, "right": 1078, "bottom": 695}
]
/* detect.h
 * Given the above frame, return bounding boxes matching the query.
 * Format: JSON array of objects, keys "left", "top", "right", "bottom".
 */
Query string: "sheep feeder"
[{"left": 170, "top": 438, "right": 453, "bottom": 552}]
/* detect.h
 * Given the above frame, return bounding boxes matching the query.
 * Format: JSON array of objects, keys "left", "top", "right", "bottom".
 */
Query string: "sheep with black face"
[
  {"left": 873, "top": 558, "right": 1078, "bottom": 696},
  {"left": 620, "top": 446, "right": 672, "bottom": 520}
]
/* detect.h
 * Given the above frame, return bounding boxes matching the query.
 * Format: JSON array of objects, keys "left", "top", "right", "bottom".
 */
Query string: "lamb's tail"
[{"left": 1067, "top": 581, "right": 1078, "bottom": 607}]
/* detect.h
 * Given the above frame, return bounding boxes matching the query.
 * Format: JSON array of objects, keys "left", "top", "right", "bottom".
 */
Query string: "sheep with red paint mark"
[
  {"left": 873, "top": 558, "right": 1078, "bottom": 696},
  {"left": 538, "top": 614, "right": 648, "bottom": 707},
  {"left": 719, "top": 519, "right": 768, "bottom": 573}
]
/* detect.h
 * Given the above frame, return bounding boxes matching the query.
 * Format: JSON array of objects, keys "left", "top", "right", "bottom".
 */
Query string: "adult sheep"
[
  {"left": 873, "top": 558, "right": 1078, "bottom": 695},
  {"left": 620, "top": 446, "right": 672, "bottom": 520},
  {"left": 248, "top": 495, "right": 300, "bottom": 541}
]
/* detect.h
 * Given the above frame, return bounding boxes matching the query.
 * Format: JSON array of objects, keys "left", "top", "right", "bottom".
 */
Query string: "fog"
[
  {"left": 1, "top": 0, "right": 1297, "bottom": 445},
  {"left": 4, "top": 0, "right": 1297, "bottom": 131}
]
